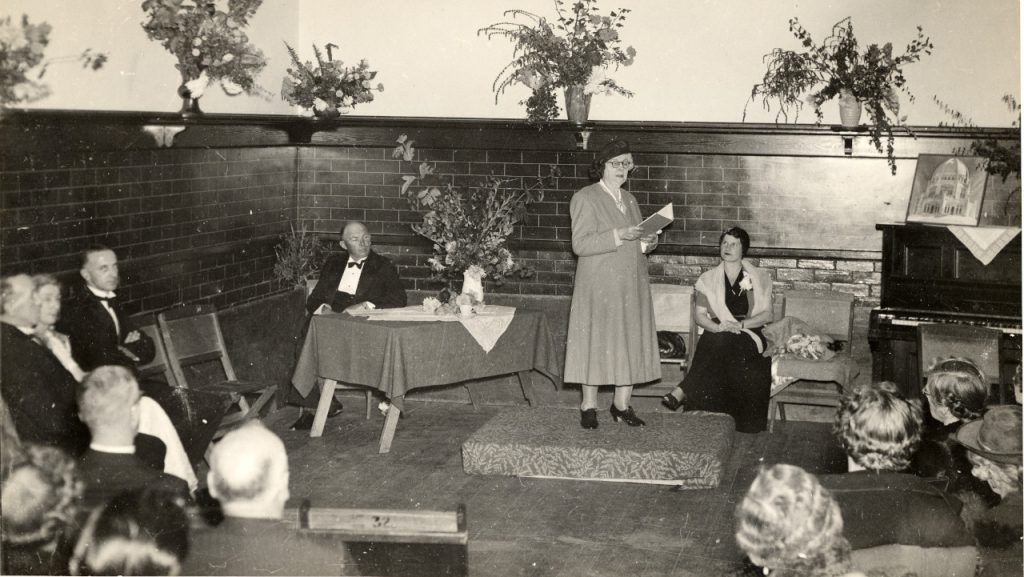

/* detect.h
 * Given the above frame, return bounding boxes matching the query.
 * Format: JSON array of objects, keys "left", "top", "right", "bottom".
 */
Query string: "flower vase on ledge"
[
  {"left": 177, "top": 84, "right": 202, "bottom": 118},
  {"left": 313, "top": 104, "right": 341, "bottom": 120},
  {"left": 564, "top": 85, "right": 592, "bottom": 125}
]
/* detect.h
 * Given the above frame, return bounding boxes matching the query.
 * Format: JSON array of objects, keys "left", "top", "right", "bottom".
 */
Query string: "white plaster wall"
[{"left": 6, "top": 0, "right": 1020, "bottom": 126}]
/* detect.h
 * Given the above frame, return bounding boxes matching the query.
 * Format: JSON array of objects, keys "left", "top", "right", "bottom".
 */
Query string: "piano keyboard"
[{"left": 875, "top": 311, "right": 1022, "bottom": 335}]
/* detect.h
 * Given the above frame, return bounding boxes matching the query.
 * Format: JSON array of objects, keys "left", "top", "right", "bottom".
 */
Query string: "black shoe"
[
  {"left": 661, "top": 393, "right": 684, "bottom": 412},
  {"left": 581, "top": 408, "right": 598, "bottom": 429},
  {"left": 610, "top": 404, "right": 646, "bottom": 427},
  {"left": 327, "top": 400, "right": 344, "bottom": 418},
  {"left": 289, "top": 412, "right": 315, "bottom": 431}
]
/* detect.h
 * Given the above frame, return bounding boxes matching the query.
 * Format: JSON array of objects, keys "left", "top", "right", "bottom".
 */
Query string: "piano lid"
[{"left": 877, "top": 224, "right": 1021, "bottom": 318}]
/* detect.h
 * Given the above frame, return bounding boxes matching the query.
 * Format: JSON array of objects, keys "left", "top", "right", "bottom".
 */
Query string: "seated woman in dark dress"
[{"left": 661, "top": 227, "right": 774, "bottom": 433}]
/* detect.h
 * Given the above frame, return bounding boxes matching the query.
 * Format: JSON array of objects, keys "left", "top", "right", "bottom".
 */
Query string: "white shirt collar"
[
  {"left": 87, "top": 285, "right": 117, "bottom": 300},
  {"left": 89, "top": 443, "right": 135, "bottom": 454}
]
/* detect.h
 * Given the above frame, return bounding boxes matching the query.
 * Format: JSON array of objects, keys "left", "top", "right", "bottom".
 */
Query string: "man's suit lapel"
[
  {"left": 353, "top": 252, "right": 379, "bottom": 297},
  {"left": 85, "top": 293, "right": 119, "bottom": 340}
]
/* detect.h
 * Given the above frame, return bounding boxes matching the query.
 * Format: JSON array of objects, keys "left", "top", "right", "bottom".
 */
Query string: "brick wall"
[{"left": 0, "top": 146, "right": 297, "bottom": 314}]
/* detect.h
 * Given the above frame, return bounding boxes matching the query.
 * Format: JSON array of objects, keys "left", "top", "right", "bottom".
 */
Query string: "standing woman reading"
[
  {"left": 661, "top": 227, "right": 774, "bottom": 433},
  {"left": 564, "top": 139, "right": 661, "bottom": 430}
]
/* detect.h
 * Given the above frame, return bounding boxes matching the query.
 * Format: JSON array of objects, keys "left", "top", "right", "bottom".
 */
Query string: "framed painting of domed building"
[{"left": 906, "top": 154, "right": 988, "bottom": 226}]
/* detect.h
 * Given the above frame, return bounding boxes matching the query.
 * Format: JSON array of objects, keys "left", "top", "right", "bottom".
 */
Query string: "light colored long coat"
[{"left": 564, "top": 182, "right": 660, "bottom": 386}]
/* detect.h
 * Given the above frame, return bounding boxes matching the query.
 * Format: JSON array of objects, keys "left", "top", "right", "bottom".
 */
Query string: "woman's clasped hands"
[{"left": 718, "top": 319, "right": 743, "bottom": 334}]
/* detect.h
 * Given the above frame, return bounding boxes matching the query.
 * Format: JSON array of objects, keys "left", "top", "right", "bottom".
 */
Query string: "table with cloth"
[{"left": 291, "top": 306, "right": 561, "bottom": 453}]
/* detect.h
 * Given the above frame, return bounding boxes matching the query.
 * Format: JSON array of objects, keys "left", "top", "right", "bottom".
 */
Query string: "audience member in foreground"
[
  {"left": 290, "top": 221, "right": 407, "bottom": 430},
  {"left": 662, "top": 226, "right": 774, "bottom": 433},
  {"left": 823, "top": 382, "right": 977, "bottom": 577},
  {"left": 69, "top": 487, "right": 190, "bottom": 576},
  {"left": 1, "top": 444, "right": 84, "bottom": 575},
  {"left": 564, "top": 139, "right": 660, "bottom": 430},
  {"left": 912, "top": 357, "right": 999, "bottom": 509},
  {"left": 76, "top": 366, "right": 189, "bottom": 507},
  {"left": 183, "top": 422, "right": 342, "bottom": 576},
  {"left": 956, "top": 404, "right": 1023, "bottom": 548},
  {"left": 0, "top": 273, "right": 90, "bottom": 454},
  {"left": 33, "top": 273, "right": 197, "bottom": 491},
  {"left": 735, "top": 463, "right": 860, "bottom": 577}
]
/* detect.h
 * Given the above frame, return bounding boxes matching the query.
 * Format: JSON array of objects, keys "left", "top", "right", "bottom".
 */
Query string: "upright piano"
[{"left": 868, "top": 223, "right": 1021, "bottom": 397}]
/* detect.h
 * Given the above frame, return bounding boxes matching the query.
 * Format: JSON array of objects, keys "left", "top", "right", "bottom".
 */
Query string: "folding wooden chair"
[
  {"left": 769, "top": 290, "right": 859, "bottom": 432},
  {"left": 917, "top": 323, "right": 1003, "bottom": 402},
  {"left": 157, "top": 304, "right": 277, "bottom": 432}
]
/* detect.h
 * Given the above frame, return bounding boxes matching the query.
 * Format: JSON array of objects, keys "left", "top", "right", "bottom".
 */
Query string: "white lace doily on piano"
[{"left": 947, "top": 225, "right": 1021, "bottom": 266}]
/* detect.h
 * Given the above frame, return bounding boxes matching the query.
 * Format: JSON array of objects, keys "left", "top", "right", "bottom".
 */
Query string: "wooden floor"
[{"left": 256, "top": 397, "right": 1019, "bottom": 577}]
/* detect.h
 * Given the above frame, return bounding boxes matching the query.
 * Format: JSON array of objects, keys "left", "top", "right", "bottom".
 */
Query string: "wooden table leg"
[
  {"left": 378, "top": 403, "right": 401, "bottom": 454},
  {"left": 517, "top": 370, "right": 537, "bottom": 407},
  {"left": 310, "top": 378, "right": 338, "bottom": 438}
]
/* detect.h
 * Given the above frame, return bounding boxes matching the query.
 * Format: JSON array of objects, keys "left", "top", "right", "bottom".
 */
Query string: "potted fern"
[
  {"left": 745, "top": 17, "right": 933, "bottom": 174},
  {"left": 273, "top": 224, "right": 325, "bottom": 290},
  {"left": 479, "top": 0, "right": 636, "bottom": 124}
]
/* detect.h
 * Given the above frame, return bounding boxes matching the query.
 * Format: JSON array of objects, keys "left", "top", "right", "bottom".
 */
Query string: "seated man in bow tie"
[
  {"left": 305, "top": 221, "right": 407, "bottom": 315},
  {"left": 57, "top": 246, "right": 155, "bottom": 370},
  {"left": 290, "top": 221, "right": 407, "bottom": 430}
]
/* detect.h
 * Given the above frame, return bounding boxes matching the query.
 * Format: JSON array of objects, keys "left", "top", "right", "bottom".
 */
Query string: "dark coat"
[
  {"left": 306, "top": 251, "right": 406, "bottom": 314},
  {"left": 56, "top": 286, "right": 155, "bottom": 372},
  {"left": 77, "top": 449, "right": 189, "bottom": 508},
  {"left": 0, "top": 322, "right": 89, "bottom": 454},
  {"left": 183, "top": 517, "right": 344, "bottom": 576}
]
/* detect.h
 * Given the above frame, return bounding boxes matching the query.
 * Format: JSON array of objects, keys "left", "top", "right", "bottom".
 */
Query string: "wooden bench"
[{"left": 283, "top": 501, "right": 468, "bottom": 577}]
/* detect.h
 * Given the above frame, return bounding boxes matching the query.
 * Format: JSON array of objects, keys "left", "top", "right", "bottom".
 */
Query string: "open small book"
[{"left": 639, "top": 203, "right": 673, "bottom": 236}]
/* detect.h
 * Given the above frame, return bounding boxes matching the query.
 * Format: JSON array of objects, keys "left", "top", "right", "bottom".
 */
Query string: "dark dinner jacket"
[
  {"left": 77, "top": 449, "right": 189, "bottom": 507},
  {"left": 306, "top": 250, "right": 406, "bottom": 314},
  {"left": 57, "top": 285, "right": 155, "bottom": 372},
  {"left": 0, "top": 322, "right": 89, "bottom": 454}
]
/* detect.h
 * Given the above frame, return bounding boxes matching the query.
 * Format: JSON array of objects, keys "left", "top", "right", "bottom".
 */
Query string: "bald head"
[
  {"left": 208, "top": 423, "right": 289, "bottom": 516},
  {"left": 341, "top": 221, "right": 371, "bottom": 261},
  {"left": 0, "top": 274, "right": 40, "bottom": 328}
]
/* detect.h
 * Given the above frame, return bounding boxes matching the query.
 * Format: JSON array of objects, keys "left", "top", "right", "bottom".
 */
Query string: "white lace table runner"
[
  {"left": 948, "top": 225, "right": 1021, "bottom": 266},
  {"left": 352, "top": 305, "right": 517, "bottom": 353}
]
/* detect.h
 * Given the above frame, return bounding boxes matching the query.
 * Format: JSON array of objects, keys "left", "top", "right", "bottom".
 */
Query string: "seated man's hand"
[
  {"left": 124, "top": 330, "right": 141, "bottom": 344},
  {"left": 343, "top": 302, "right": 373, "bottom": 314}
]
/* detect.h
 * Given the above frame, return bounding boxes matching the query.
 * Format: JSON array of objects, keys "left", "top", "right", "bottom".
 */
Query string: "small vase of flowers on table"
[
  {"left": 281, "top": 42, "right": 383, "bottom": 118},
  {"left": 395, "top": 135, "right": 550, "bottom": 308}
]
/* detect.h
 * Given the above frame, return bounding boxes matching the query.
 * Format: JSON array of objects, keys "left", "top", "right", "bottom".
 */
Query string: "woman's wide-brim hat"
[
  {"left": 595, "top": 139, "right": 631, "bottom": 165},
  {"left": 955, "top": 404, "right": 1022, "bottom": 465}
]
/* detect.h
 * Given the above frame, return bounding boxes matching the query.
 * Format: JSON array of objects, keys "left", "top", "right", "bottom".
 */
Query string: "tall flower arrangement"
[
  {"left": 0, "top": 15, "right": 106, "bottom": 106},
  {"left": 141, "top": 0, "right": 267, "bottom": 100},
  {"left": 393, "top": 135, "right": 549, "bottom": 284},
  {"left": 280, "top": 42, "right": 382, "bottom": 117},
  {"left": 745, "top": 17, "right": 933, "bottom": 174},
  {"left": 479, "top": 0, "right": 636, "bottom": 123}
]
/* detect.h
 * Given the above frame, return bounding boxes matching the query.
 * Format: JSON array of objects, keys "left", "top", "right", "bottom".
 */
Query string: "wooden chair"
[
  {"left": 769, "top": 290, "right": 859, "bottom": 432},
  {"left": 131, "top": 314, "right": 179, "bottom": 387},
  {"left": 305, "top": 279, "right": 374, "bottom": 419},
  {"left": 157, "top": 304, "right": 277, "bottom": 432},
  {"left": 284, "top": 501, "right": 468, "bottom": 577},
  {"left": 633, "top": 284, "right": 696, "bottom": 398},
  {"left": 917, "top": 323, "right": 1003, "bottom": 402}
]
